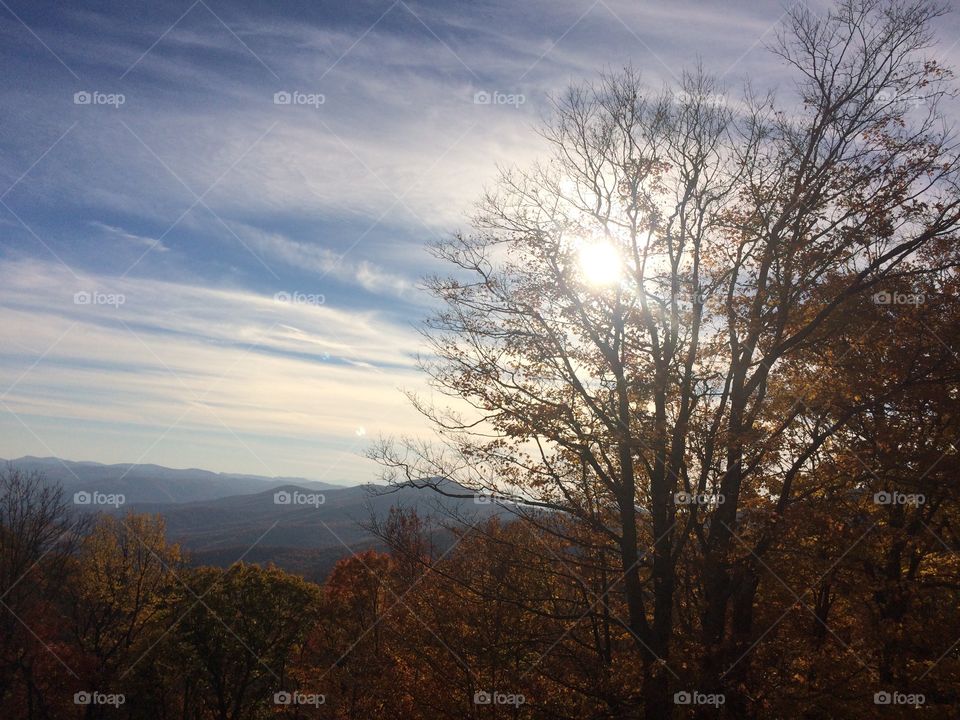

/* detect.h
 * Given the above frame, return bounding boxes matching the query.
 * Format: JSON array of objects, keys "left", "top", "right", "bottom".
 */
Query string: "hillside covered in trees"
[{"left": 4, "top": 0, "right": 960, "bottom": 718}]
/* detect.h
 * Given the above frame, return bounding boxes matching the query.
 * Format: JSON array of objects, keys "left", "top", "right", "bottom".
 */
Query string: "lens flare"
[{"left": 578, "top": 240, "right": 622, "bottom": 286}]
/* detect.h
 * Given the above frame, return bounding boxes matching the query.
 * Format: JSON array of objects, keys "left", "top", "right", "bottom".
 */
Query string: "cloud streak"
[
  {"left": 0, "top": 257, "right": 429, "bottom": 480},
  {"left": 3, "top": 0, "right": 960, "bottom": 481}
]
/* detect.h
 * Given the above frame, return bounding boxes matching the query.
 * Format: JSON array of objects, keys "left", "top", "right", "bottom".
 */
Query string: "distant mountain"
[
  {"left": 2, "top": 456, "right": 513, "bottom": 581},
  {"left": 126, "top": 481, "right": 510, "bottom": 581},
  {"left": 1, "top": 456, "right": 341, "bottom": 504},
  {"left": 127, "top": 481, "right": 497, "bottom": 551}
]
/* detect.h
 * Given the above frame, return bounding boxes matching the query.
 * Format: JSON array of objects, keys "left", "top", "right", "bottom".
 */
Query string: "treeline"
[{"left": 1, "top": 461, "right": 958, "bottom": 719}]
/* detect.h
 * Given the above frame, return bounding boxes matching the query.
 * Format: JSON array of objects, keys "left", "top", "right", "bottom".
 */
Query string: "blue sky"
[{"left": 2, "top": 0, "right": 958, "bottom": 483}]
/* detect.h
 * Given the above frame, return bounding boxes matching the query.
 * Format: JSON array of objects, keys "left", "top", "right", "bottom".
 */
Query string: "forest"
[{"left": 4, "top": 0, "right": 960, "bottom": 718}]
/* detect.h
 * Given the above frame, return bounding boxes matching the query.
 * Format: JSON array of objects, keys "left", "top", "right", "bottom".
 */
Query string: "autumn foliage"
[{"left": 5, "top": 0, "right": 960, "bottom": 717}]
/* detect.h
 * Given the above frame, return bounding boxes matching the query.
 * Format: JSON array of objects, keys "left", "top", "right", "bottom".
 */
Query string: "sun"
[{"left": 578, "top": 239, "right": 622, "bottom": 286}]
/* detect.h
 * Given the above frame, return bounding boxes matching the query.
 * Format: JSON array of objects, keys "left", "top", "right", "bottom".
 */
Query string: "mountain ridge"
[
  {"left": 2, "top": 456, "right": 509, "bottom": 581},
  {"left": 121, "top": 481, "right": 506, "bottom": 581},
  {"left": 1, "top": 456, "right": 345, "bottom": 504}
]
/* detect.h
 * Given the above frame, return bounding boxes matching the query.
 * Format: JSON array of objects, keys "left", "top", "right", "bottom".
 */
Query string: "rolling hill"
[
  {"left": 122, "top": 481, "right": 506, "bottom": 580},
  {"left": 2, "top": 456, "right": 340, "bottom": 503},
  {"left": 2, "top": 456, "right": 511, "bottom": 581}
]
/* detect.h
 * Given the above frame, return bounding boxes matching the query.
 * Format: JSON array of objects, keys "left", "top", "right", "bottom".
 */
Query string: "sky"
[{"left": 2, "top": 0, "right": 959, "bottom": 484}]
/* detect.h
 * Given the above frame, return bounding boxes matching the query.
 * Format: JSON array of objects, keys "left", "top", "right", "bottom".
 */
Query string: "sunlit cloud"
[
  {"left": 3, "top": 0, "right": 959, "bottom": 483},
  {"left": 0, "top": 258, "right": 429, "bottom": 479}
]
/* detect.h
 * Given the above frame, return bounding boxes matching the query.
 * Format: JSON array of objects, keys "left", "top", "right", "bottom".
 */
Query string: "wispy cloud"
[
  {"left": 0, "top": 257, "right": 429, "bottom": 479},
  {"left": 236, "top": 226, "right": 415, "bottom": 299},
  {"left": 4, "top": 0, "right": 959, "bottom": 481},
  {"left": 89, "top": 220, "right": 168, "bottom": 251}
]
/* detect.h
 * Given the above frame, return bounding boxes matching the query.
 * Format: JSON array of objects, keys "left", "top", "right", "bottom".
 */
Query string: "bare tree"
[
  {"left": 0, "top": 466, "right": 88, "bottom": 714},
  {"left": 372, "top": 1, "right": 960, "bottom": 716}
]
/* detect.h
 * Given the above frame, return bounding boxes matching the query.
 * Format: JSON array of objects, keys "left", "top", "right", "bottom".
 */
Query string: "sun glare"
[{"left": 578, "top": 239, "right": 622, "bottom": 287}]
